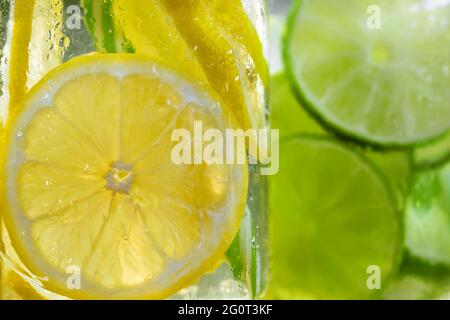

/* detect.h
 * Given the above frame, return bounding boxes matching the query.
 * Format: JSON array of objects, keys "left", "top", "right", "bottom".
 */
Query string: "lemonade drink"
[{"left": 0, "top": 0, "right": 268, "bottom": 299}]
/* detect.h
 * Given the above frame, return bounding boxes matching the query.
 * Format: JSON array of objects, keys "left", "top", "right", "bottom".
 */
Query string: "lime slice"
[
  {"left": 413, "top": 131, "right": 450, "bottom": 169},
  {"left": 405, "top": 161, "right": 450, "bottom": 267},
  {"left": 270, "top": 73, "right": 411, "bottom": 211},
  {"left": 383, "top": 255, "right": 450, "bottom": 300},
  {"left": 82, "top": 0, "right": 134, "bottom": 53},
  {"left": 383, "top": 273, "right": 450, "bottom": 300},
  {"left": 284, "top": 0, "right": 450, "bottom": 146},
  {"left": 0, "top": 54, "right": 248, "bottom": 299},
  {"left": 269, "top": 135, "right": 401, "bottom": 299}
]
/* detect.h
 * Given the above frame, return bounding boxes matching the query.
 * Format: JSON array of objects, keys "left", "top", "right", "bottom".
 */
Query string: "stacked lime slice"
[
  {"left": 269, "top": 136, "right": 401, "bottom": 299},
  {"left": 269, "top": 0, "right": 450, "bottom": 299},
  {"left": 284, "top": 0, "right": 450, "bottom": 147},
  {"left": 413, "top": 132, "right": 450, "bottom": 169},
  {"left": 405, "top": 163, "right": 450, "bottom": 267}
]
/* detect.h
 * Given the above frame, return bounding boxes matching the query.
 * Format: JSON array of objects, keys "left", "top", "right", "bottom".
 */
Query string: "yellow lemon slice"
[
  {"left": 0, "top": 54, "right": 248, "bottom": 299},
  {"left": 1, "top": 0, "right": 64, "bottom": 126},
  {"left": 0, "top": 0, "right": 34, "bottom": 125},
  {"left": 113, "top": 0, "right": 267, "bottom": 133},
  {"left": 0, "top": 262, "right": 44, "bottom": 300},
  {"left": 112, "top": 0, "right": 208, "bottom": 84}
]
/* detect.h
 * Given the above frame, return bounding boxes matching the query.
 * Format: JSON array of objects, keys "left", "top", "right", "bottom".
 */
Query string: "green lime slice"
[
  {"left": 270, "top": 73, "right": 325, "bottom": 137},
  {"left": 405, "top": 161, "right": 450, "bottom": 267},
  {"left": 269, "top": 135, "right": 401, "bottom": 299},
  {"left": 82, "top": 0, "right": 134, "bottom": 53},
  {"left": 413, "top": 131, "right": 450, "bottom": 169},
  {"left": 383, "top": 273, "right": 450, "bottom": 300},
  {"left": 383, "top": 254, "right": 450, "bottom": 299},
  {"left": 284, "top": 0, "right": 450, "bottom": 147},
  {"left": 270, "top": 73, "right": 412, "bottom": 211}
]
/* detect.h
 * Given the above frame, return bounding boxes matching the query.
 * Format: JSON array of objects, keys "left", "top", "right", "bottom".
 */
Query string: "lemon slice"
[
  {"left": 0, "top": 0, "right": 64, "bottom": 126},
  {"left": 113, "top": 0, "right": 267, "bottom": 133},
  {"left": 0, "top": 0, "right": 34, "bottom": 125},
  {"left": 112, "top": 0, "right": 208, "bottom": 84},
  {"left": 0, "top": 261, "right": 45, "bottom": 300},
  {"left": 0, "top": 54, "right": 248, "bottom": 299},
  {"left": 161, "top": 0, "right": 267, "bottom": 133}
]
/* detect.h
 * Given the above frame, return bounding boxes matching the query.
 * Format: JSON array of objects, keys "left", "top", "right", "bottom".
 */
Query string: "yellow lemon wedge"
[{"left": 0, "top": 54, "right": 248, "bottom": 299}]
